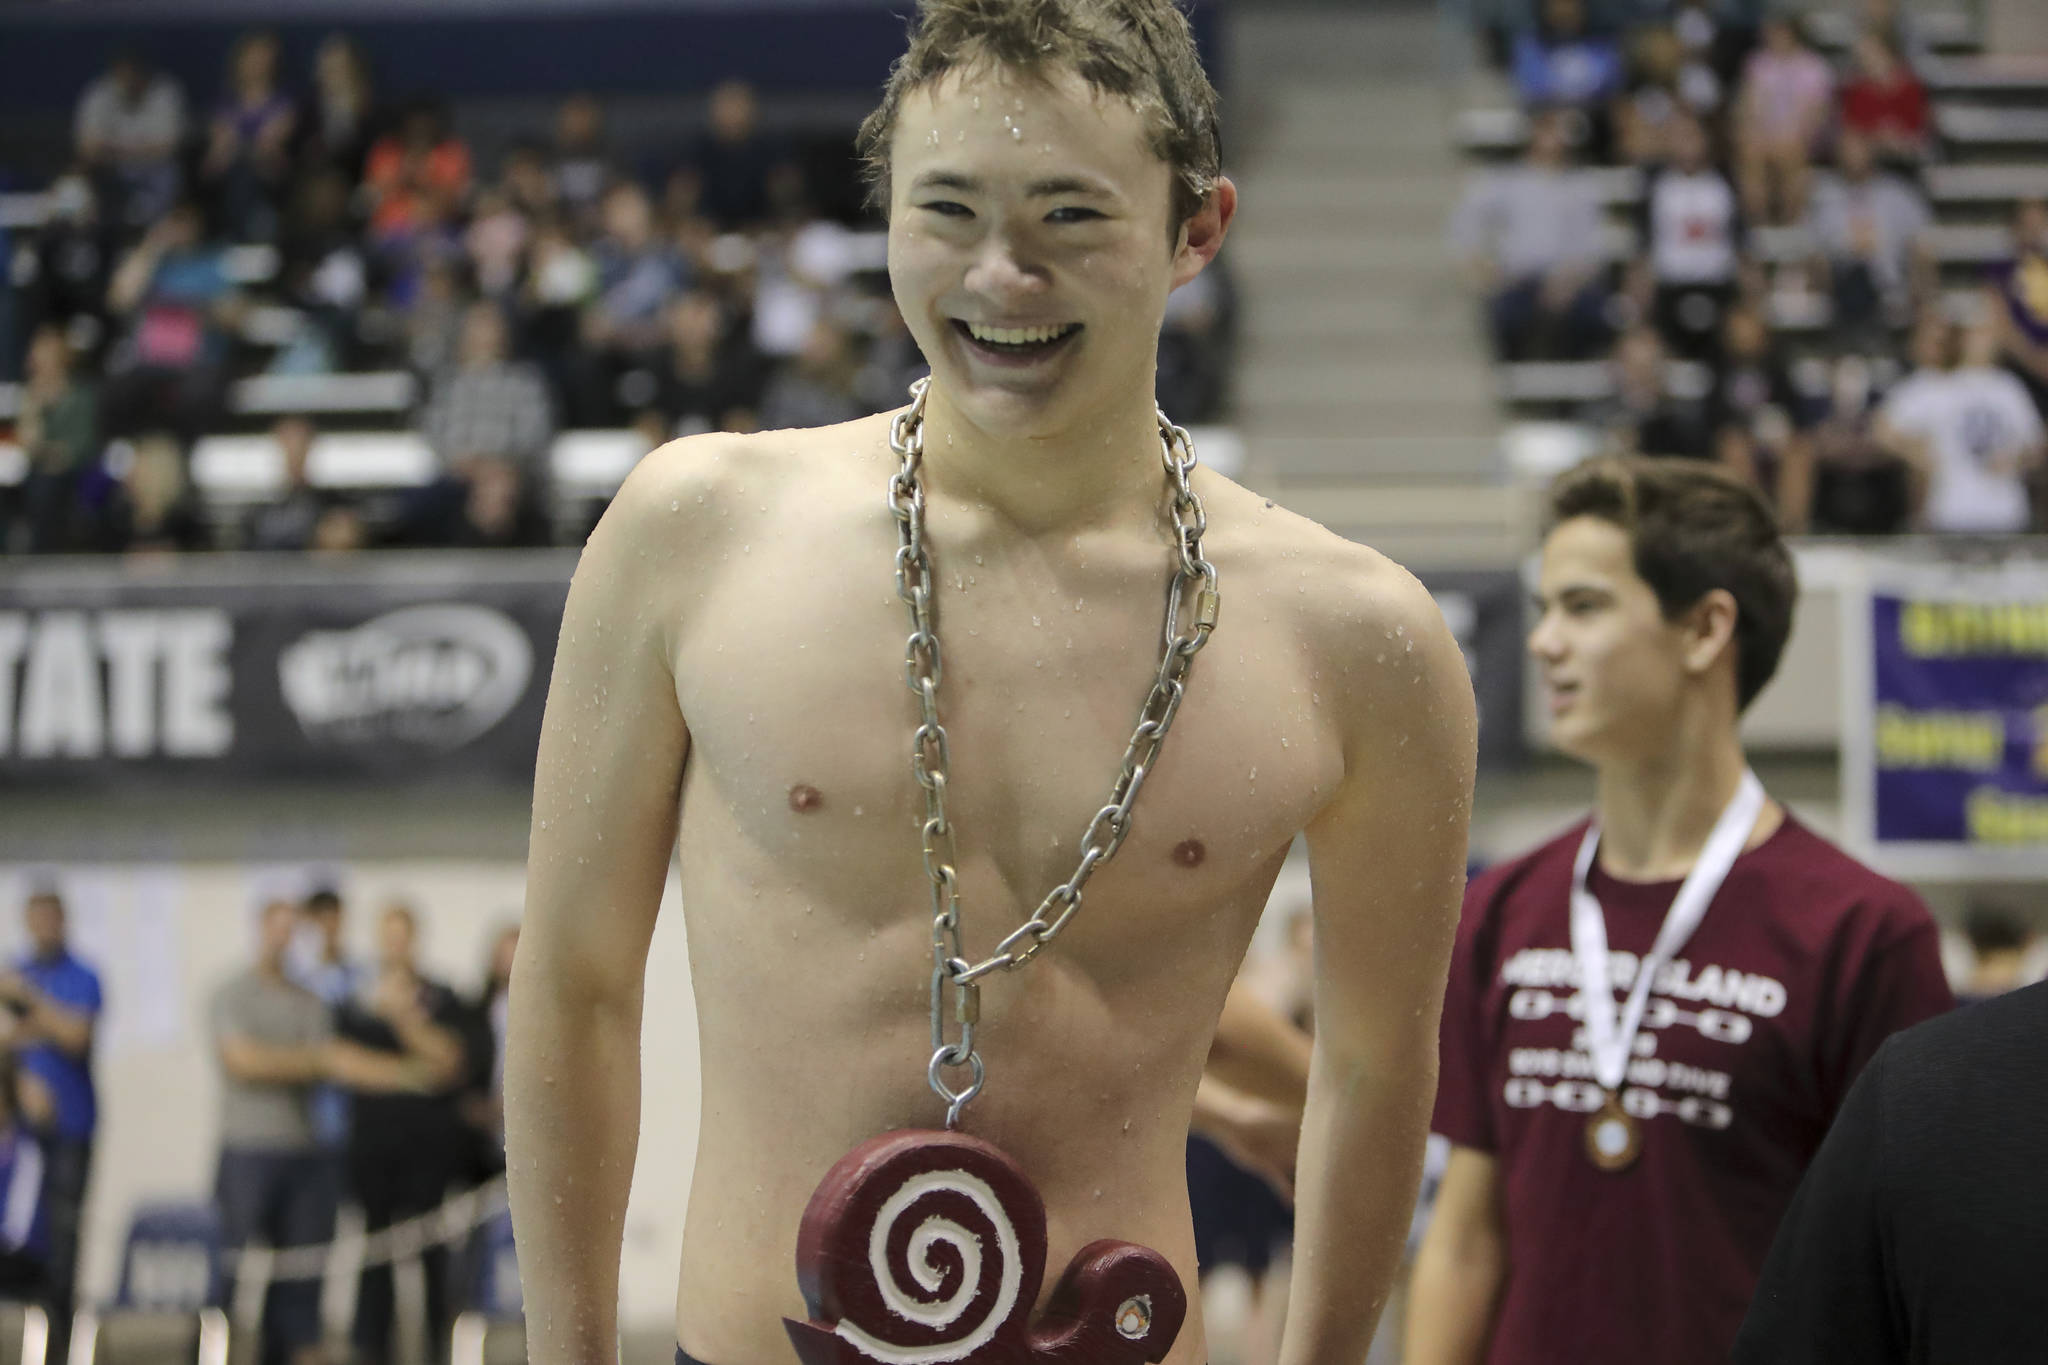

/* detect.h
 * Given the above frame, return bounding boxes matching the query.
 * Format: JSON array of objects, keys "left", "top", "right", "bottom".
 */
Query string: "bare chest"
[{"left": 668, "top": 512, "right": 1341, "bottom": 932}]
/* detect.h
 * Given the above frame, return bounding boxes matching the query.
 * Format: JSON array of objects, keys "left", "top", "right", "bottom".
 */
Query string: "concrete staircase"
[{"left": 1223, "top": 4, "right": 1533, "bottom": 566}]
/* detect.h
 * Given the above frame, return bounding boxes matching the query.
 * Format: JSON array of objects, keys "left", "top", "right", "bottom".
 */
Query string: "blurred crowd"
[
  {"left": 0, "top": 31, "right": 1237, "bottom": 558},
  {"left": 0, "top": 881, "right": 515, "bottom": 1365},
  {"left": 1452, "top": 0, "right": 2048, "bottom": 535}
]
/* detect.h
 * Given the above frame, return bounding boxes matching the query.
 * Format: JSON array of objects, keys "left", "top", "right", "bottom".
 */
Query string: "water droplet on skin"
[
  {"left": 1074, "top": 598, "right": 1084, "bottom": 611},
  {"left": 1011, "top": 127, "right": 1023, "bottom": 140},
  {"left": 1032, "top": 615, "right": 1041, "bottom": 627},
  {"left": 670, "top": 500, "right": 678, "bottom": 511},
  {"left": 972, "top": 96, "right": 982, "bottom": 110}
]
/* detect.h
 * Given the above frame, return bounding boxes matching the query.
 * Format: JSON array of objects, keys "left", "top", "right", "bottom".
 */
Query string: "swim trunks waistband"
[{"left": 676, "top": 1348, "right": 713, "bottom": 1365}]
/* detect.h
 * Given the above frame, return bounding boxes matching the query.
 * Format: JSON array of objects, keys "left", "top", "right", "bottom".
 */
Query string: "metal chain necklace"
[
  {"left": 779, "top": 378, "right": 1213, "bottom": 1365},
  {"left": 887, "top": 376, "right": 1221, "bottom": 1129}
]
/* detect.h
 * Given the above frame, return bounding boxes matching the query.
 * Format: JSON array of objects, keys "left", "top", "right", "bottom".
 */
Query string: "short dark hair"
[
  {"left": 304, "top": 888, "right": 343, "bottom": 915},
  {"left": 856, "top": 0, "right": 1222, "bottom": 233},
  {"left": 1546, "top": 457, "right": 1798, "bottom": 712}
]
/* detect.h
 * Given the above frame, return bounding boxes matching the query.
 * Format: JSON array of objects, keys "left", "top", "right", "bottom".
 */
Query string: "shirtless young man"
[{"left": 505, "top": 4, "right": 1477, "bottom": 1363}]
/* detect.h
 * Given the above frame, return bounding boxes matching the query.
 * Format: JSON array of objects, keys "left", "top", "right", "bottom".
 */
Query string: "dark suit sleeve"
[{"left": 1731, "top": 1040, "right": 1906, "bottom": 1365}]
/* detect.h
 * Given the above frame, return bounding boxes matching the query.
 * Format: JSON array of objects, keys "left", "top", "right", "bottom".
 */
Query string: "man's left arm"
[
  {"left": 1, "top": 972, "right": 97, "bottom": 1059},
  {"left": 1279, "top": 566, "right": 1478, "bottom": 1365}
]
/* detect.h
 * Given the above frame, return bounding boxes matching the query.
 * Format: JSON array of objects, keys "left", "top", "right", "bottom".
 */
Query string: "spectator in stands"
[
  {"left": 300, "top": 33, "right": 379, "bottom": 185},
  {"left": 1712, "top": 301, "right": 1814, "bottom": 506},
  {"left": 1991, "top": 198, "right": 2048, "bottom": 421},
  {"left": 73, "top": 48, "right": 187, "bottom": 237},
  {"left": 638, "top": 291, "right": 767, "bottom": 437},
  {"left": 245, "top": 415, "right": 345, "bottom": 552},
  {"left": 1449, "top": 109, "right": 1611, "bottom": 362},
  {"left": 1642, "top": 111, "right": 1744, "bottom": 360},
  {"left": 19, "top": 174, "right": 113, "bottom": 370},
  {"left": 336, "top": 903, "right": 470, "bottom": 1365},
  {"left": 1806, "top": 130, "right": 1935, "bottom": 344},
  {"left": 1617, "top": 24, "right": 1723, "bottom": 167},
  {"left": 12, "top": 325, "right": 100, "bottom": 554},
  {"left": 1, "top": 888, "right": 101, "bottom": 1361},
  {"left": 459, "top": 924, "right": 519, "bottom": 1184},
  {"left": 1839, "top": 29, "right": 1930, "bottom": 164},
  {"left": 365, "top": 101, "right": 472, "bottom": 247},
  {"left": 759, "top": 318, "right": 864, "bottom": 431},
  {"left": 1593, "top": 323, "right": 1714, "bottom": 458},
  {"left": 413, "top": 300, "right": 555, "bottom": 547},
  {"left": 575, "top": 182, "right": 686, "bottom": 424},
  {"left": 404, "top": 257, "right": 469, "bottom": 379},
  {"left": 1956, "top": 904, "right": 2040, "bottom": 1002},
  {"left": 692, "top": 81, "right": 778, "bottom": 231},
  {"left": 292, "top": 887, "right": 365, "bottom": 1163},
  {"left": 202, "top": 31, "right": 298, "bottom": 243},
  {"left": 1857, "top": 0, "right": 1934, "bottom": 73},
  {"left": 500, "top": 140, "right": 560, "bottom": 223},
  {"left": 520, "top": 213, "right": 596, "bottom": 404},
  {"left": 1734, "top": 17, "right": 1833, "bottom": 225},
  {"left": 102, "top": 200, "right": 240, "bottom": 441},
  {"left": 465, "top": 188, "right": 530, "bottom": 304},
  {"left": 1878, "top": 313, "right": 2044, "bottom": 534},
  {"left": 1511, "top": 0, "right": 1625, "bottom": 157},
  {"left": 277, "top": 168, "right": 369, "bottom": 375},
  {"left": 0, "top": 1052, "right": 51, "bottom": 1297},
  {"left": 95, "top": 431, "right": 211, "bottom": 556},
  {"left": 1802, "top": 353, "right": 1909, "bottom": 533},
  {"left": 212, "top": 899, "right": 437, "bottom": 1365},
  {"left": 689, "top": 81, "right": 783, "bottom": 231},
  {"left": 552, "top": 95, "right": 614, "bottom": 234},
  {"left": 1669, "top": 0, "right": 1754, "bottom": 90}
]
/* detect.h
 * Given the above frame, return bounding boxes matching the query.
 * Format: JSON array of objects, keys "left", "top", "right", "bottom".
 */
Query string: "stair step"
[{"left": 1247, "top": 434, "right": 1501, "bottom": 480}]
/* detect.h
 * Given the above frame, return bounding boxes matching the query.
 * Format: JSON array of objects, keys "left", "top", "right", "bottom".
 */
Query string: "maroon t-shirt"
[{"left": 1432, "top": 813, "right": 1954, "bottom": 1365}]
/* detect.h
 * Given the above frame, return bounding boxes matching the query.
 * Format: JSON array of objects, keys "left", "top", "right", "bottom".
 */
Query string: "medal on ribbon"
[
  {"left": 785, "top": 381, "right": 1219, "bottom": 1362},
  {"left": 1568, "top": 771, "right": 1766, "bottom": 1174}
]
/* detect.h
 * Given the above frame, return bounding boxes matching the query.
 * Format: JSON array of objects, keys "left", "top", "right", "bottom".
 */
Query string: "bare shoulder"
[
  {"left": 588, "top": 415, "right": 896, "bottom": 573},
  {"left": 1197, "top": 471, "right": 1456, "bottom": 677}
]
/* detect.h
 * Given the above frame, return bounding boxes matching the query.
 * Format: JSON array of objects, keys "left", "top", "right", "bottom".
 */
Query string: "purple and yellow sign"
[{"left": 1868, "top": 589, "right": 2048, "bottom": 850}]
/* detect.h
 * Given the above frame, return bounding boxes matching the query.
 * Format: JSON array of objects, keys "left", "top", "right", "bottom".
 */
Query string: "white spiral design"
[{"left": 834, "top": 1168, "right": 1024, "bottom": 1364}]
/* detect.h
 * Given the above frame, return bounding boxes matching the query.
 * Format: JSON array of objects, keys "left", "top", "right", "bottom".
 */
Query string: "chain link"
[{"left": 888, "top": 378, "right": 1220, "bottom": 1128}]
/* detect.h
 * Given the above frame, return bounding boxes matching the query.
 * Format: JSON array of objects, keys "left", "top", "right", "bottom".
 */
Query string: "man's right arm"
[
  {"left": 506, "top": 440, "right": 713, "bottom": 1365},
  {"left": 1405, "top": 1145, "right": 1509, "bottom": 1365}
]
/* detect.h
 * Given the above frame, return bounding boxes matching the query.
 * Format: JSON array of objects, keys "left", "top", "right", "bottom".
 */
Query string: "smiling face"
[
  {"left": 1530, "top": 517, "right": 1701, "bottom": 764},
  {"left": 886, "top": 63, "right": 1226, "bottom": 439}
]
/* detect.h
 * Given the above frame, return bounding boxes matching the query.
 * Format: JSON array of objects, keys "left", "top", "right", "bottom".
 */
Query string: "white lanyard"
[{"left": 1569, "top": 771, "right": 1766, "bottom": 1093}]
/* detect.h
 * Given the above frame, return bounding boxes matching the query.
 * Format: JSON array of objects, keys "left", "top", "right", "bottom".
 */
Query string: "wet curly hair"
[{"left": 856, "top": 0, "right": 1223, "bottom": 236}]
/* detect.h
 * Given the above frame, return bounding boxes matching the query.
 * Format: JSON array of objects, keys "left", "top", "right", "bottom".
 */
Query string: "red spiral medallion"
[{"left": 785, "top": 1130, "right": 1186, "bottom": 1365}]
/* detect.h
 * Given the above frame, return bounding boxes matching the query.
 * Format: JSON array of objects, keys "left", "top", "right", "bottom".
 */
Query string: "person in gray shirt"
[
  {"left": 1449, "top": 108, "right": 1614, "bottom": 361},
  {"left": 1806, "top": 130, "right": 1935, "bottom": 342},
  {"left": 211, "top": 900, "right": 444, "bottom": 1365}
]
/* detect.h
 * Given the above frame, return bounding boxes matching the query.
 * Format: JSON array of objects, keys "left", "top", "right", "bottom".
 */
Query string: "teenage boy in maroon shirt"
[{"left": 1405, "top": 457, "right": 1954, "bottom": 1365}]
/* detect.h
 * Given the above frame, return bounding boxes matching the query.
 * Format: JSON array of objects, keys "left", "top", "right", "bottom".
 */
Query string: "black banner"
[
  {"left": 0, "top": 553, "right": 1522, "bottom": 789},
  {"left": 0, "top": 552, "right": 573, "bottom": 788}
]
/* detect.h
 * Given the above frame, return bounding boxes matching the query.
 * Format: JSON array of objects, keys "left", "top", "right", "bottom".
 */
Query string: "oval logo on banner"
[{"left": 277, "top": 604, "right": 533, "bottom": 751}]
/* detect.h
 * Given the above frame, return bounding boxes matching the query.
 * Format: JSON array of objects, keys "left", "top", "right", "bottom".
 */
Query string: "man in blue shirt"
[{"left": 1, "top": 887, "right": 103, "bottom": 1356}]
